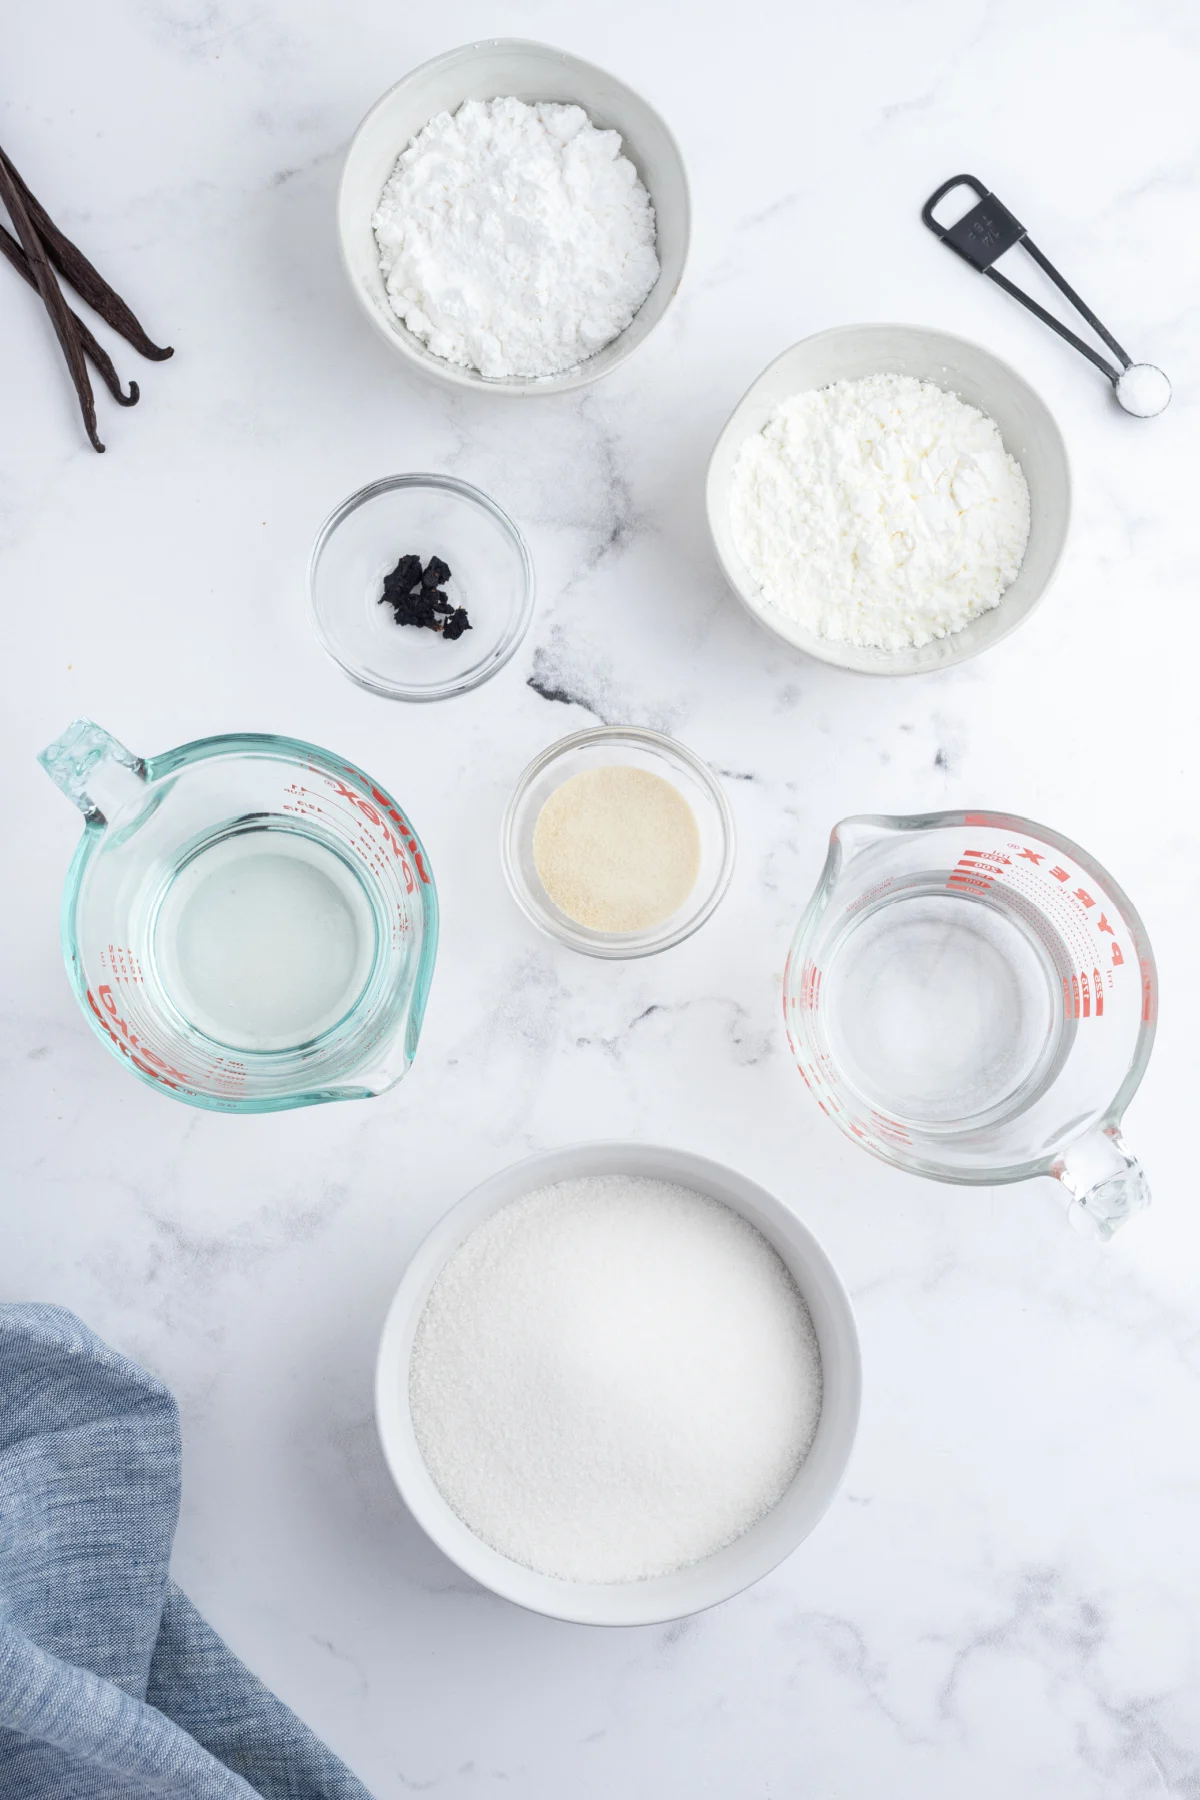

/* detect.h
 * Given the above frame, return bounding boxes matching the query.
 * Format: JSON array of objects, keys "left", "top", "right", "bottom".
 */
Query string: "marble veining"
[{"left": 2, "top": 0, "right": 1198, "bottom": 1795}]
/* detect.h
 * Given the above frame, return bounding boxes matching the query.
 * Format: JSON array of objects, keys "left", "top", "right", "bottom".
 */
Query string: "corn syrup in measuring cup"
[
  {"left": 38, "top": 720, "right": 438, "bottom": 1111},
  {"left": 151, "top": 832, "right": 377, "bottom": 1052}
]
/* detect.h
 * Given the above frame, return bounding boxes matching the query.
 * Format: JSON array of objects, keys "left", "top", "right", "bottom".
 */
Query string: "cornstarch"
[
  {"left": 372, "top": 97, "right": 660, "bottom": 380},
  {"left": 408, "top": 1176, "right": 823, "bottom": 1583},
  {"left": 729, "top": 374, "right": 1031, "bottom": 649}
]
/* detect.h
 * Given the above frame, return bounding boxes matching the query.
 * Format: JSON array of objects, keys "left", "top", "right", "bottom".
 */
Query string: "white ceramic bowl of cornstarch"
[
  {"left": 338, "top": 40, "right": 690, "bottom": 395},
  {"left": 375, "top": 1144, "right": 861, "bottom": 1627},
  {"left": 707, "top": 323, "right": 1072, "bottom": 674}
]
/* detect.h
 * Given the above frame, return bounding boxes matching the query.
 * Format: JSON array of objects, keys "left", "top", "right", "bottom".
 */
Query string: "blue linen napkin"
[{"left": 0, "top": 1302, "right": 374, "bottom": 1799}]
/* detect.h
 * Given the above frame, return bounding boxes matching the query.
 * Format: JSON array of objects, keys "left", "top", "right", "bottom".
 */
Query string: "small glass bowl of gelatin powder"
[{"left": 502, "top": 726, "right": 735, "bottom": 958}]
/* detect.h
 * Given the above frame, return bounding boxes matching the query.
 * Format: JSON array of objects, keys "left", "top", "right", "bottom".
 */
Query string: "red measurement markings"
[
  {"left": 947, "top": 849, "right": 999, "bottom": 895},
  {"left": 289, "top": 779, "right": 419, "bottom": 903},
  {"left": 89, "top": 987, "right": 192, "bottom": 1089},
  {"left": 328, "top": 777, "right": 418, "bottom": 892},
  {"left": 1004, "top": 847, "right": 1127, "bottom": 976},
  {"left": 845, "top": 875, "right": 898, "bottom": 917},
  {"left": 103, "top": 943, "right": 144, "bottom": 984},
  {"left": 334, "top": 767, "right": 431, "bottom": 886},
  {"left": 1060, "top": 968, "right": 1106, "bottom": 1020}
]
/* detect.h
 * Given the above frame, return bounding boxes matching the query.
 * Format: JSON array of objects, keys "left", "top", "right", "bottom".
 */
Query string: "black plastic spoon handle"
[{"left": 922, "top": 174, "right": 1130, "bottom": 382}]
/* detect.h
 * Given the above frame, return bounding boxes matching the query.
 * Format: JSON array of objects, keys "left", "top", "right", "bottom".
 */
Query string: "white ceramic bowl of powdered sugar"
[
  {"left": 338, "top": 41, "right": 690, "bottom": 395},
  {"left": 707, "top": 324, "right": 1071, "bottom": 674},
  {"left": 375, "top": 1143, "right": 861, "bottom": 1626}
]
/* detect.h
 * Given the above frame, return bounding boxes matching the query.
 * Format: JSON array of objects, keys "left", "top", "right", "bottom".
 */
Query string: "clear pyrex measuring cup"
[
  {"left": 39, "top": 720, "right": 438, "bottom": 1112},
  {"left": 784, "top": 812, "right": 1157, "bottom": 1237}
]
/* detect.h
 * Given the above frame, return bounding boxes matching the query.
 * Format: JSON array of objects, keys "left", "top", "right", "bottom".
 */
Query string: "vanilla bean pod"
[
  {"left": 0, "top": 147, "right": 172, "bottom": 361},
  {"left": 0, "top": 157, "right": 103, "bottom": 451},
  {"left": 0, "top": 223, "right": 138, "bottom": 406}
]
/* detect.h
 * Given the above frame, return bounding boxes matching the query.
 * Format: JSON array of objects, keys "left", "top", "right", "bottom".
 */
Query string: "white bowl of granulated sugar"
[
  {"left": 375, "top": 1143, "right": 861, "bottom": 1626},
  {"left": 338, "top": 41, "right": 690, "bottom": 395},
  {"left": 707, "top": 323, "right": 1072, "bottom": 674}
]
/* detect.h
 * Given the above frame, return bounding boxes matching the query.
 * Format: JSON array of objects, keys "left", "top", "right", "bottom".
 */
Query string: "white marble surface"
[{"left": 2, "top": 2, "right": 1198, "bottom": 1794}]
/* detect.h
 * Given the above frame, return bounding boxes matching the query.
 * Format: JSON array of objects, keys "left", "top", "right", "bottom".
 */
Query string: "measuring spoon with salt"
[{"left": 922, "top": 174, "right": 1171, "bottom": 416}]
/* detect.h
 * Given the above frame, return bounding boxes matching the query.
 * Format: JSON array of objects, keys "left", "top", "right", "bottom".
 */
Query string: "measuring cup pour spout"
[
  {"left": 1053, "top": 1126, "right": 1150, "bottom": 1241},
  {"left": 811, "top": 814, "right": 909, "bottom": 902},
  {"left": 39, "top": 720, "right": 147, "bottom": 823},
  {"left": 828, "top": 815, "right": 905, "bottom": 867}
]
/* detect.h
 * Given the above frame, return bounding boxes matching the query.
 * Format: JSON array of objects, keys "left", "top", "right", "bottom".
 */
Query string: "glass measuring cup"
[
  {"left": 39, "top": 720, "right": 438, "bottom": 1112},
  {"left": 784, "top": 812, "right": 1157, "bottom": 1237}
]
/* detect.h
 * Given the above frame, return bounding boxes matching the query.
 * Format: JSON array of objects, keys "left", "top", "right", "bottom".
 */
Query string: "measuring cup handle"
[
  {"left": 1053, "top": 1127, "right": 1150, "bottom": 1241},
  {"left": 38, "top": 719, "right": 146, "bottom": 823}
]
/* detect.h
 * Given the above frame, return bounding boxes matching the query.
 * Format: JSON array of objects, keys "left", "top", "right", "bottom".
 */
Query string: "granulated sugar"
[{"left": 408, "top": 1176, "right": 822, "bottom": 1584}]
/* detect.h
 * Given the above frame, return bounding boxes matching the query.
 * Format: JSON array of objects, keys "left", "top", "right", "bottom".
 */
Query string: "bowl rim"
[
  {"left": 306, "top": 471, "right": 536, "bottom": 701},
  {"left": 374, "top": 1141, "right": 862, "bottom": 1626},
  {"left": 336, "top": 37, "right": 691, "bottom": 397},
  {"left": 705, "top": 321, "right": 1073, "bottom": 676},
  {"left": 499, "top": 724, "right": 737, "bottom": 958}
]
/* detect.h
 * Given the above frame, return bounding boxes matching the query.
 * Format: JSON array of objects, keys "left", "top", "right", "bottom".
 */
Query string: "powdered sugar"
[
  {"left": 408, "top": 1176, "right": 822, "bottom": 1584},
  {"left": 372, "top": 97, "right": 660, "bottom": 381},
  {"left": 729, "top": 374, "right": 1031, "bottom": 650}
]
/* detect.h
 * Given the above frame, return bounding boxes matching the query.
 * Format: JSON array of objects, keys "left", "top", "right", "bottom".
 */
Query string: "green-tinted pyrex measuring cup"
[{"left": 39, "top": 720, "right": 438, "bottom": 1112}]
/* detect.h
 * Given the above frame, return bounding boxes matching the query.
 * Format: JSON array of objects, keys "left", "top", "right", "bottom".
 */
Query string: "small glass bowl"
[
  {"left": 502, "top": 726, "right": 736, "bottom": 959},
  {"left": 308, "top": 474, "right": 535, "bottom": 702}
]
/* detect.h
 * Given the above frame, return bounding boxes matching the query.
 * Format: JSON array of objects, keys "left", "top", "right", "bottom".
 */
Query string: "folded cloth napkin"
[{"left": 0, "top": 1302, "right": 373, "bottom": 1800}]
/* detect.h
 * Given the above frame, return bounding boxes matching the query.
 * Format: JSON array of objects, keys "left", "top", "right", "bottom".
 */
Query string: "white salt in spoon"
[
  {"left": 923, "top": 175, "right": 1171, "bottom": 417},
  {"left": 1113, "top": 362, "right": 1172, "bottom": 417}
]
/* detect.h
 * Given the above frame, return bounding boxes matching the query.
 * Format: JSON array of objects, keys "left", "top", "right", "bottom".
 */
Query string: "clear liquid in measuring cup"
[
  {"left": 151, "top": 826, "right": 377, "bottom": 1052},
  {"left": 822, "top": 881, "right": 1071, "bottom": 1129}
]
